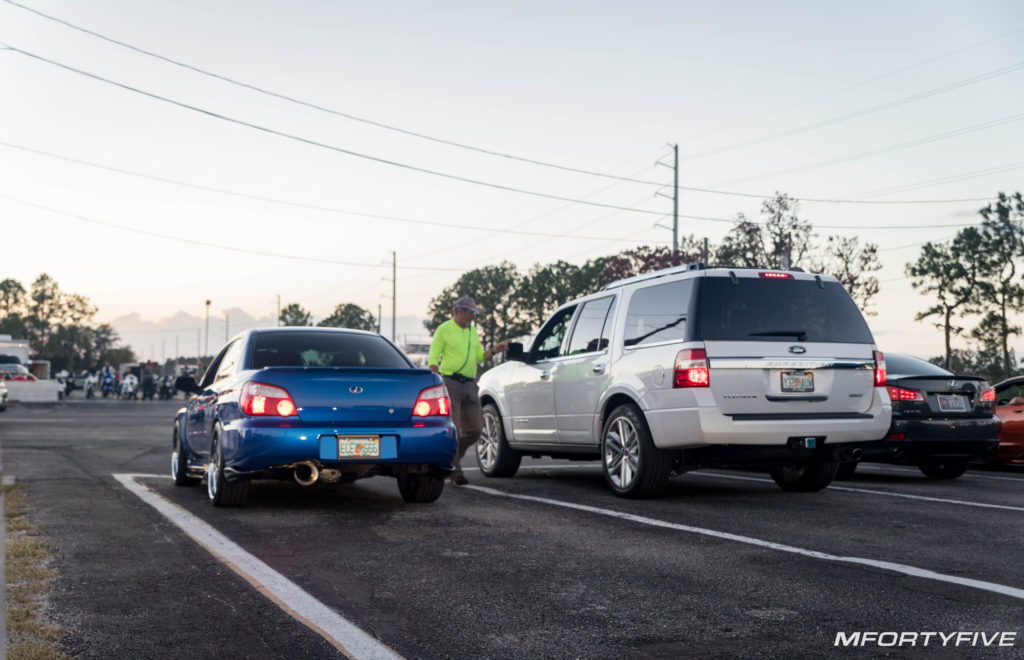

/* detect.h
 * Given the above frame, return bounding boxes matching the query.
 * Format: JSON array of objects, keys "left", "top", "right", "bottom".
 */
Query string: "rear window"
[
  {"left": 696, "top": 277, "right": 874, "bottom": 344},
  {"left": 624, "top": 280, "right": 694, "bottom": 347},
  {"left": 251, "top": 331, "right": 411, "bottom": 369},
  {"left": 885, "top": 354, "right": 952, "bottom": 378}
]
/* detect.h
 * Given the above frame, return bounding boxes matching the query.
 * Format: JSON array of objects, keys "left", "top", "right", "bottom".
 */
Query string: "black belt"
[{"left": 443, "top": 373, "right": 474, "bottom": 383}]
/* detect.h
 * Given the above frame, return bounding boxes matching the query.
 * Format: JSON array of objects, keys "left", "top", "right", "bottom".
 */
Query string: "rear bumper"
[
  {"left": 647, "top": 397, "right": 891, "bottom": 449},
  {"left": 843, "top": 415, "right": 1000, "bottom": 463},
  {"left": 219, "top": 418, "right": 457, "bottom": 475}
]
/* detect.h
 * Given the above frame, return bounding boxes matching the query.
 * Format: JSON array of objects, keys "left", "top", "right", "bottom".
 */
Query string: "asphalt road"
[{"left": 2, "top": 398, "right": 1023, "bottom": 659}]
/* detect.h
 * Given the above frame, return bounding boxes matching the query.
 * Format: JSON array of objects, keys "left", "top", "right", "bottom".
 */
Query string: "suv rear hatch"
[{"left": 695, "top": 273, "right": 879, "bottom": 416}]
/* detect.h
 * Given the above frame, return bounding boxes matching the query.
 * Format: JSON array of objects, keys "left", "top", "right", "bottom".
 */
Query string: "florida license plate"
[
  {"left": 937, "top": 394, "right": 967, "bottom": 412},
  {"left": 337, "top": 435, "right": 380, "bottom": 458},
  {"left": 781, "top": 371, "right": 814, "bottom": 392}
]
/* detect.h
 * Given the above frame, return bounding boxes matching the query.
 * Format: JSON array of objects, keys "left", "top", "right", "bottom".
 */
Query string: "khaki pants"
[{"left": 443, "top": 376, "right": 482, "bottom": 475}]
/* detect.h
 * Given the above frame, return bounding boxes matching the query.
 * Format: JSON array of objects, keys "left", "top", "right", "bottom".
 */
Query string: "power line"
[
  {"left": 1, "top": 0, "right": 669, "bottom": 188},
  {"left": 0, "top": 192, "right": 470, "bottom": 271},
  {"left": 5, "top": 45, "right": 666, "bottom": 216},
  {"left": 0, "top": 141, "right": 666, "bottom": 243},
  {"left": 707, "top": 112, "right": 1024, "bottom": 189},
  {"left": 676, "top": 25, "right": 1024, "bottom": 145},
  {"left": 678, "top": 61, "right": 1024, "bottom": 163}
]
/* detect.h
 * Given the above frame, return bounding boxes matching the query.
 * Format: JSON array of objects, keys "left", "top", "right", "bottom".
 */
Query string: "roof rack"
[{"left": 600, "top": 262, "right": 706, "bottom": 291}]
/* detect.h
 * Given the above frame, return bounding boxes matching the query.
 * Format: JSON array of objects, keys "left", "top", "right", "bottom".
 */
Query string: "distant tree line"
[
  {"left": 0, "top": 274, "right": 134, "bottom": 371},
  {"left": 278, "top": 302, "right": 378, "bottom": 331},
  {"left": 908, "top": 192, "right": 1024, "bottom": 381}
]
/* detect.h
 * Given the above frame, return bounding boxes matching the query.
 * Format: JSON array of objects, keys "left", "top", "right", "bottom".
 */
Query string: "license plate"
[
  {"left": 337, "top": 435, "right": 380, "bottom": 458},
  {"left": 781, "top": 371, "right": 814, "bottom": 392},
  {"left": 937, "top": 394, "right": 967, "bottom": 413}
]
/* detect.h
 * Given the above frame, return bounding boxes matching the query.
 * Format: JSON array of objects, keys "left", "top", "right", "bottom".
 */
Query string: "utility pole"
[
  {"left": 224, "top": 311, "right": 229, "bottom": 342},
  {"left": 672, "top": 143, "right": 679, "bottom": 255},
  {"left": 378, "top": 303, "right": 382, "bottom": 335},
  {"left": 276, "top": 294, "right": 281, "bottom": 327},
  {"left": 204, "top": 300, "right": 211, "bottom": 356},
  {"left": 391, "top": 251, "right": 397, "bottom": 342}
]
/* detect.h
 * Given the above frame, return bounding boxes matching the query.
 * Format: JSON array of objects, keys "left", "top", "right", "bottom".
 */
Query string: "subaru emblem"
[
  {"left": 349, "top": 386, "right": 364, "bottom": 394},
  {"left": 788, "top": 345, "right": 806, "bottom": 354}
]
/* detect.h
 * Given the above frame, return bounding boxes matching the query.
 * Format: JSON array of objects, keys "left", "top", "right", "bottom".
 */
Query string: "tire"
[
  {"left": 397, "top": 474, "right": 445, "bottom": 503},
  {"left": 770, "top": 458, "right": 839, "bottom": 492},
  {"left": 476, "top": 404, "right": 522, "bottom": 477},
  {"left": 835, "top": 461, "right": 858, "bottom": 480},
  {"left": 918, "top": 458, "right": 970, "bottom": 480},
  {"left": 207, "top": 429, "right": 250, "bottom": 507},
  {"left": 171, "top": 423, "right": 199, "bottom": 486},
  {"left": 601, "top": 404, "right": 671, "bottom": 499}
]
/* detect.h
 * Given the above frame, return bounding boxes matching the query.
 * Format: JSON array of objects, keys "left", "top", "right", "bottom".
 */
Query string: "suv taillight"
[
  {"left": 240, "top": 382, "right": 298, "bottom": 417},
  {"left": 413, "top": 384, "right": 450, "bottom": 417},
  {"left": 981, "top": 388, "right": 995, "bottom": 403},
  {"left": 674, "top": 348, "right": 709, "bottom": 388},
  {"left": 758, "top": 271, "right": 793, "bottom": 279},
  {"left": 873, "top": 350, "right": 886, "bottom": 387}
]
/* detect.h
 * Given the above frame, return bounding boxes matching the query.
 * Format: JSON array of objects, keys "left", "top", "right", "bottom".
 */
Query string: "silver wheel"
[
  {"left": 207, "top": 460, "right": 219, "bottom": 500},
  {"left": 604, "top": 415, "right": 640, "bottom": 489},
  {"left": 477, "top": 409, "right": 501, "bottom": 471}
]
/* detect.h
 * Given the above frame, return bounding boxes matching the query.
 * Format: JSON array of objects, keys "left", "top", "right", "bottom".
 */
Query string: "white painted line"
[
  {"left": 465, "top": 483, "right": 1024, "bottom": 602},
  {"left": 696, "top": 471, "right": 1024, "bottom": 512},
  {"left": 113, "top": 473, "right": 402, "bottom": 660},
  {"left": 859, "top": 464, "right": 1024, "bottom": 483}
]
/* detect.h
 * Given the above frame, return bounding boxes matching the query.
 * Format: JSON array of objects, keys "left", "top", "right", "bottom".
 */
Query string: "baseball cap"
[{"left": 454, "top": 296, "right": 480, "bottom": 314}]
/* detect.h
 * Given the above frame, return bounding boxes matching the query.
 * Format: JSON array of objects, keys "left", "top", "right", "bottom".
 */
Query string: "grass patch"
[{"left": 5, "top": 483, "right": 72, "bottom": 659}]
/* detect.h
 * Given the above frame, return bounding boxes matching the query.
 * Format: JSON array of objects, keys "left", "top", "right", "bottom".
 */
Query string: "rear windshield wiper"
[{"left": 749, "top": 330, "right": 808, "bottom": 341}]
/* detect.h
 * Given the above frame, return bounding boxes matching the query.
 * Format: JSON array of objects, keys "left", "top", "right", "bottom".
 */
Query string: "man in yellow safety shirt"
[{"left": 428, "top": 296, "right": 508, "bottom": 485}]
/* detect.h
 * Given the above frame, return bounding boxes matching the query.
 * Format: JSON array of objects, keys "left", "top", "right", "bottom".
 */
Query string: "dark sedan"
[
  {"left": 837, "top": 353, "right": 999, "bottom": 479},
  {"left": 173, "top": 327, "right": 457, "bottom": 506}
]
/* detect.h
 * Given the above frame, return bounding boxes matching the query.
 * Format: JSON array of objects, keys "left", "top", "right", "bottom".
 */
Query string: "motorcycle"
[
  {"left": 158, "top": 375, "right": 176, "bottom": 400},
  {"left": 121, "top": 375, "right": 138, "bottom": 400},
  {"left": 84, "top": 372, "right": 99, "bottom": 399},
  {"left": 101, "top": 373, "right": 116, "bottom": 398}
]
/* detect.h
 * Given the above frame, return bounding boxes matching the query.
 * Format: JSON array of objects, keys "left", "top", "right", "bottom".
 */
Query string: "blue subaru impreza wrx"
[{"left": 172, "top": 327, "right": 456, "bottom": 506}]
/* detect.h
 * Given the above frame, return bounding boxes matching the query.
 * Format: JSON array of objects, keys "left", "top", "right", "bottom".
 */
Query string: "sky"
[{"left": 2, "top": 0, "right": 1023, "bottom": 360}]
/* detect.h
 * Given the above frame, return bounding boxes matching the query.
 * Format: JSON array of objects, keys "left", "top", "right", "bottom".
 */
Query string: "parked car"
[
  {"left": 0, "top": 363, "right": 37, "bottom": 381},
  {"left": 173, "top": 327, "right": 457, "bottom": 507},
  {"left": 836, "top": 353, "right": 998, "bottom": 479},
  {"left": 0, "top": 379, "right": 7, "bottom": 412},
  {"left": 987, "top": 376, "right": 1024, "bottom": 463},
  {"left": 476, "top": 264, "right": 891, "bottom": 498}
]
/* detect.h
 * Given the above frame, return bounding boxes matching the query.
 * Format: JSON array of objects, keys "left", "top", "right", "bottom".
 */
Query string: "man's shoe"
[{"left": 450, "top": 474, "right": 469, "bottom": 486}]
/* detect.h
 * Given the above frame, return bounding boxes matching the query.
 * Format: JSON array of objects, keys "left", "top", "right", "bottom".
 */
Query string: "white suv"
[{"left": 476, "top": 264, "right": 891, "bottom": 498}]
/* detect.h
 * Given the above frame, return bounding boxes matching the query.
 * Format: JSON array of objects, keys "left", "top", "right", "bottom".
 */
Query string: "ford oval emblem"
[
  {"left": 788, "top": 345, "right": 806, "bottom": 354},
  {"left": 349, "top": 386, "right": 364, "bottom": 394}
]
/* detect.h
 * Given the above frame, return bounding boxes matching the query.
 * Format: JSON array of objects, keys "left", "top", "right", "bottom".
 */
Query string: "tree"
[
  {"left": 715, "top": 193, "right": 814, "bottom": 269},
  {"left": 600, "top": 242, "right": 703, "bottom": 286},
  {"left": 812, "top": 236, "right": 882, "bottom": 314},
  {"left": 520, "top": 259, "right": 607, "bottom": 329},
  {"left": 0, "top": 278, "right": 25, "bottom": 315},
  {"left": 279, "top": 303, "right": 312, "bottom": 327},
  {"left": 906, "top": 228, "right": 985, "bottom": 369},
  {"left": 318, "top": 303, "right": 377, "bottom": 331},
  {"left": 424, "top": 262, "right": 530, "bottom": 363},
  {"left": 975, "top": 192, "right": 1024, "bottom": 379}
]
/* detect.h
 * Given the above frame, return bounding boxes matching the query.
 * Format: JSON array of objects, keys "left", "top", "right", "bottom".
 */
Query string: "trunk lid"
[{"left": 248, "top": 367, "right": 439, "bottom": 423}]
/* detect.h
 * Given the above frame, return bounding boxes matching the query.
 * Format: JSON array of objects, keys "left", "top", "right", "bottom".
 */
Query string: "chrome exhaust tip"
[{"left": 293, "top": 461, "right": 320, "bottom": 486}]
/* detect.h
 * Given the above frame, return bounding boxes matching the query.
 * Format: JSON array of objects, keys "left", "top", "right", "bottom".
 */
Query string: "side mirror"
[
  {"left": 175, "top": 376, "right": 201, "bottom": 394},
  {"left": 506, "top": 342, "right": 525, "bottom": 362}
]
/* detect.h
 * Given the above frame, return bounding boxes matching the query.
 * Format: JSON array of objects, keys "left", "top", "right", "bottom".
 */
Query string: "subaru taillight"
[
  {"left": 981, "top": 388, "right": 996, "bottom": 403},
  {"left": 240, "top": 382, "right": 298, "bottom": 417},
  {"left": 886, "top": 385, "right": 924, "bottom": 402},
  {"left": 674, "top": 348, "right": 709, "bottom": 388},
  {"left": 873, "top": 350, "right": 886, "bottom": 387},
  {"left": 413, "top": 384, "right": 450, "bottom": 417}
]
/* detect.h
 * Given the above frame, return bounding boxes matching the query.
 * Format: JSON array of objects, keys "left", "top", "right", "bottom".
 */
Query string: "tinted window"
[
  {"left": 214, "top": 340, "right": 243, "bottom": 382},
  {"left": 696, "top": 277, "right": 874, "bottom": 343},
  {"left": 532, "top": 306, "right": 577, "bottom": 360},
  {"left": 567, "top": 297, "right": 615, "bottom": 355},
  {"left": 251, "top": 331, "right": 410, "bottom": 369},
  {"left": 624, "top": 280, "right": 693, "bottom": 347},
  {"left": 885, "top": 354, "right": 952, "bottom": 378}
]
